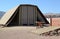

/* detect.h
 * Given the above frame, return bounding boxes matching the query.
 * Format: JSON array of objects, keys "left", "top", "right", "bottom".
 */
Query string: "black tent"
[{"left": 0, "top": 4, "right": 49, "bottom": 26}]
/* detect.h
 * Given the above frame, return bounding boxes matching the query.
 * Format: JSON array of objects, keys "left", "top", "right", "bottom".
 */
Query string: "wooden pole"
[{"left": 50, "top": 15, "right": 52, "bottom": 26}]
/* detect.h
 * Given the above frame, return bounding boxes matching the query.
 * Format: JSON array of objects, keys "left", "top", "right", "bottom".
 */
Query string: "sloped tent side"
[
  {"left": 6, "top": 7, "right": 20, "bottom": 26},
  {"left": 36, "top": 6, "right": 49, "bottom": 24},
  {"left": 0, "top": 5, "right": 19, "bottom": 26}
]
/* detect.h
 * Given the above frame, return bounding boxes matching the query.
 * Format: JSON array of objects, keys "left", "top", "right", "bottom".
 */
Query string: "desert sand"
[{"left": 0, "top": 26, "right": 60, "bottom": 39}]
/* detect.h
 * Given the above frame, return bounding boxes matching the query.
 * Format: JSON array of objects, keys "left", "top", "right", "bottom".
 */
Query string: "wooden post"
[{"left": 50, "top": 15, "right": 52, "bottom": 26}]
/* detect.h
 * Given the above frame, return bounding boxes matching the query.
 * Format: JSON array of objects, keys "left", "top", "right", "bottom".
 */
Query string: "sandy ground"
[{"left": 0, "top": 26, "right": 60, "bottom": 39}]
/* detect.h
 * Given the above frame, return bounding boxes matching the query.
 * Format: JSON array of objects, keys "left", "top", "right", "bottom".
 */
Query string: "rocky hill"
[
  {"left": 44, "top": 13, "right": 60, "bottom": 18},
  {"left": 0, "top": 11, "right": 5, "bottom": 19}
]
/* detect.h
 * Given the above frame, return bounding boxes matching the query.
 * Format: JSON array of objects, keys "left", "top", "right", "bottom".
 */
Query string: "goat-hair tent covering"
[{"left": 0, "top": 4, "right": 49, "bottom": 26}]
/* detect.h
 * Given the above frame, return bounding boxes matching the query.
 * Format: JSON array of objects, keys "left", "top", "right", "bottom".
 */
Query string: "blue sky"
[{"left": 0, "top": 0, "right": 60, "bottom": 14}]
